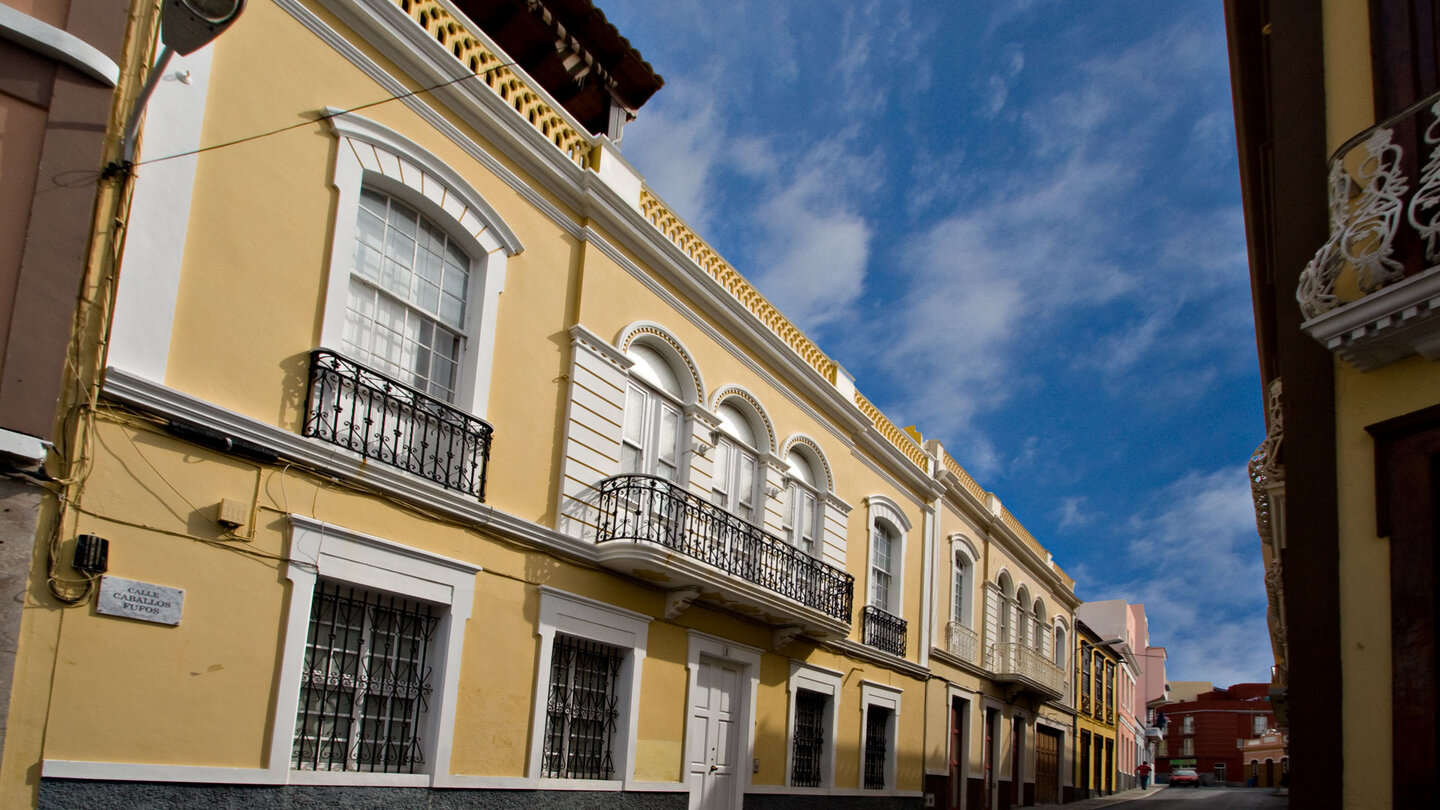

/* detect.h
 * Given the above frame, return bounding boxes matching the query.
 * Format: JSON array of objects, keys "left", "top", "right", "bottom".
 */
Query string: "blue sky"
[{"left": 599, "top": 0, "right": 1268, "bottom": 686}]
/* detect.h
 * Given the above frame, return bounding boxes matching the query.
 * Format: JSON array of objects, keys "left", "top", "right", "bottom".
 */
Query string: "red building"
[{"left": 1155, "top": 683, "right": 1281, "bottom": 787}]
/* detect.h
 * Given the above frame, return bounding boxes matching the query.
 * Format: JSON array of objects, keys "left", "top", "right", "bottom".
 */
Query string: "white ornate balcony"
[
  {"left": 1297, "top": 89, "right": 1440, "bottom": 370},
  {"left": 944, "top": 621, "right": 980, "bottom": 665},
  {"left": 986, "top": 641, "right": 1066, "bottom": 701}
]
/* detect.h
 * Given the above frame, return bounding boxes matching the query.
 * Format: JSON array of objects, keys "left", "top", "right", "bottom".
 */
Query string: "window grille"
[
  {"left": 542, "top": 634, "right": 624, "bottom": 779},
  {"left": 791, "top": 689, "right": 826, "bottom": 787},
  {"left": 292, "top": 581, "right": 440, "bottom": 773},
  {"left": 863, "top": 706, "right": 891, "bottom": 789}
]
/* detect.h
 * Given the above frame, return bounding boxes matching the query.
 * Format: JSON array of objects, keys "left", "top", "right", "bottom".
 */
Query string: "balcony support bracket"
[
  {"left": 772, "top": 625, "right": 802, "bottom": 650},
  {"left": 665, "top": 586, "right": 703, "bottom": 620}
]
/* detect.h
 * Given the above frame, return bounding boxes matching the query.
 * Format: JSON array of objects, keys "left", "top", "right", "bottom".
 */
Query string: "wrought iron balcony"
[
  {"left": 1297, "top": 88, "right": 1440, "bottom": 370},
  {"left": 593, "top": 475, "right": 854, "bottom": 625},
  {"left": 303, "top": 349, "right": 493, "bottom": 499},
  {"left": 987, "top": 641, "right": 1066, "bottom": 700},
  {"left": 944, "top": 621, "right": 980, "bottom": 665},
  {"left": 862, "top": 605, "right": 907, "bottom": 657}
]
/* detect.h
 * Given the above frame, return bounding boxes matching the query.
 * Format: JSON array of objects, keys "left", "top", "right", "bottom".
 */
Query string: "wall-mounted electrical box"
[{"left": 73, "top": 534, "right": 109, "bottom": 574}]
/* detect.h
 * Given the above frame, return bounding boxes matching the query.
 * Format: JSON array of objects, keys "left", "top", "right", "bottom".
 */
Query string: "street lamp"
[{"left": 120, "top": 1, "right": 247, "bottom": 162}]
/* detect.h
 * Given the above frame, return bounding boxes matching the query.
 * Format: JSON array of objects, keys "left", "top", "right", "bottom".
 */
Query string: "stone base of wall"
[
  {"left": 745, "top": 794, "right": 922, "bottom": 810},
  {"left": 38, "top": 781, "right": 688, "bottom": 810}
]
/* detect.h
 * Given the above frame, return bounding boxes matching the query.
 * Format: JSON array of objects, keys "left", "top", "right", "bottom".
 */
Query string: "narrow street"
[{"left": 1037, "top": 786, "right": 1288, "bottom": 810}]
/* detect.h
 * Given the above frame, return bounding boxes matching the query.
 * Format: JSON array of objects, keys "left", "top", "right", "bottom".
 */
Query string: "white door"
[{"left": 688, "top": 658, "right": 741, "bottom": 810}]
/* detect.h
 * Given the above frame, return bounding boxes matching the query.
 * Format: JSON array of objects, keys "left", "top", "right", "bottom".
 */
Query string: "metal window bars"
[
  {"left": 303, "top": 349, "right": 494, "bottom": 500},
  {"left": 542, "top": 634, "right": 624, "bottom": 780},
  {"left": 863, "top": 706, "right": 891, "bottom": 790},
  {"left": 594, "top": 474, "right": 854, "bottom": 623},
  {"left": 862, "top": 605, "right": 907, "bottom": 657},
  {"left": 292, "top": 581, "right": 439, "bottom": 773},
  {"left": 791, "top": 689, "right": 827, "bottom": 787}
]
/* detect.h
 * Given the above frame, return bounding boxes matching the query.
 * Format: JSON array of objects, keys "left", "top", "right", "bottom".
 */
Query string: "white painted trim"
[
  {"left": 0, "top": 4, "right": 120, "bottom": 85},
  {"left": 108, "top": 44, "right": 215, "bottom": 383},
  {"left": 864, "top": 496, "right": 910, "bottom": 619},
  {"left": 527, "top": 587, "right": 651, "bottom": 789},
  {"left": 41, "top": 761, "right": 279, "bottom": 784},
  {"left": 277, "top": 516, "right": 480, "bottom": 786},
  {"left": 685, "top": 631, "right": 762, "bottom": 810},
  {"left": 616, "top": 321, "right": 706, "bottom": 405},
  {"left": 321, "top": 111, "right": 518, "bottom": 420},
  {"left": 709, "top": 384, "right": 777, "bottom": 455},
  {"left": 785, "top": 662, "right": 843, "bottom": 789},
  {"left": 858, "top": 681, "right": 903, "bottom": 795}
]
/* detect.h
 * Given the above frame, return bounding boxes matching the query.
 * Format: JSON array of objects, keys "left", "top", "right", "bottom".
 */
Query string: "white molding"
[
  {"left": 107, "top": 44, "right": 216, "bottom": 383},
  {"left": 277, "top": 516, "right": 480, "bottom": 786},
  {"left": 616, "top": 320, "right": 707, "bottom": 405},
  {"left": 100, "top": 367, "right": 603, "bottom": 562},
  {"left": 858, "top": 681, "right": 903, "bottom": 796},
  {"left": 864, "top": 495, "right": 910, "bottom": 620},
  {"left": 321, "top": 110, "right": 517, "bottom": 420},
  {"left": 785, "top": 662, "right": 843, "bottom": 789},
  {"left": 684, "top": 631, "right": 763, "bottom": 810},
  {"left": 1301, "top": 264, "right": 1440, "bottom": 370},
  {"left": 41, "top": 761, "right": 279, "bottom": 784},
  {"left": 527, "top": 587, "right": 651, "bottom": 789},
  {"left": 0, "top": 4, "right": 120, "bottom": 85}
]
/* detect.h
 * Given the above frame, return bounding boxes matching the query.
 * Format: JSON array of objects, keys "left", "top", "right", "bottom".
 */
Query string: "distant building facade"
[{"left": 1155, "top": 683, "right": 1277, "bottom": 787}]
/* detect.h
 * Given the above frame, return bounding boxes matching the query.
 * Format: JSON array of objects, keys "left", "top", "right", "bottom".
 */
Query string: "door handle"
[{"left": 709, "top": 764, "right": 718, "bottom": 773}]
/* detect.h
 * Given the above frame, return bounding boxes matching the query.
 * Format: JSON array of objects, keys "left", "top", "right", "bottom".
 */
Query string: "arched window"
[
  {"left": 1054, "top": 622, "right": 1068, "bottom": 668},
  {"left": 870, "top": 520, "right": 898, "bottom": 612},
  {"left": 621, "top": 342, "right": 686, "bottom": 482},
  {"left": 711, "top": 399, "right": 763, "bottom": 522},
  {"left": 1031, "top": 599, "right": 1046, "bottom": 653},
  {"left": 783, "top": 448, "right": 821, "bottom": 555},
  {"left": 952, "top": 551, "right": 972, "bottom": 627},
  {"left": 319, "top": 112, "right": 520, "bottom": 420},
  {"left": 1016, "top": 586, "right": 1032, "bottom": 647},
  {"left": 344, "top": 188, "right": 471, "bottom": 401},
  {"left": 997, "top": 572, "right": 1014, "bottom": 643}
]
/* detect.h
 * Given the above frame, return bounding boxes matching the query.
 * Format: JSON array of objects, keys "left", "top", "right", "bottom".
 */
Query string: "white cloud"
[
  {"left": 1057, "top": 495, "right": 1093, "bottom": 529},
  {"left": 1085, "top": 467, "right": 1274, "bottom": 683}
]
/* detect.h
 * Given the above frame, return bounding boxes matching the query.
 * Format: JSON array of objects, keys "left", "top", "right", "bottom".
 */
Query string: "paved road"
[
  {"left": 1038, "top": 786, "right": 1287, "bottom": 809},
  {"left": 1116, "top": 787, "right": 1286, "bottom": 808}
]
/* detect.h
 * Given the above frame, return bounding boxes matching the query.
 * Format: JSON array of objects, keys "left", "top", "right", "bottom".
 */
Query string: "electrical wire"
[{"left": 107, "top": 61, "right": 518, "bottom": 177}]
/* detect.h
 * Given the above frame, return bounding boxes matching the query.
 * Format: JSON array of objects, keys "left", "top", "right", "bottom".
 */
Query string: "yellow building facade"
[
  {"left": 1228, "top": 0, "right": 1440, "bottom": 806},
  {"left": 1071, "top": 621, "right": 1118, "bottom": 800},
  {"left": 0, "top": 2, "right": 1082, "bottom": 808}
]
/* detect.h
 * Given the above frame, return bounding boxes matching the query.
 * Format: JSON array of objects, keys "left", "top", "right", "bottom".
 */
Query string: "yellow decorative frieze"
[
  {"left": 1001, "top": 505, "right": 1047, "bottom": 560},
  {"left": 854, "top": 391, "right": 929, "bottom": 471},
  {"left": 392, "top": 0, "right": 592, "bottom": 169},
  {"left": 941, "top": 452, "right": 987, "bottom": 502},
  {"left": 639, "top": 189, "right": 840, "bottom": 385}
]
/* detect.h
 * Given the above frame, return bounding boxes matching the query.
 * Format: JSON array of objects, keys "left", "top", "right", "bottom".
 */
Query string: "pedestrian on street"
[{"left": 1137, "top": 762, "right": 1152, "bottom": 789}]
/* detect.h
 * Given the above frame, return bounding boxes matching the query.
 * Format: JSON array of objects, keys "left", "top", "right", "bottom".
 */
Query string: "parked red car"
[{"left": 1169, "top": 768, "right": 1200, "bottom": 787}]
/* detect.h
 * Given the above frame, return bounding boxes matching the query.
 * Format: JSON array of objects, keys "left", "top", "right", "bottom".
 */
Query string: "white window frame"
[
  {"left": 275, "top": 515, "right": 480, "bottom": 787},
  {"left": 321, "top": 111, "right": 522, "bottom": 421},
  {"left": 864, "top": 496, "right": 910, "bottom": 616},
  {"left": 621, "top": 378, "right": 684, "bottom": 481},
  {"left": 783, "top": 475, "right": 821, "bottom": 556},
  {"left": 950, "top": 537, "right": 977, "bottom": 628},
  {"left": 1053, "top": 618, "right": 1069, "bottom": 669},
  {"left": 859, "top": 681, "right": 902, "bottom": 794},
  {"left": 785, "top": 663, "right": 842, "bottom": 789},
  {"left": 527, "top": 587, "right": 651, "bottom": 789},
  {"left": 710, "top": 400, "right": 762, "bottom": 521}
]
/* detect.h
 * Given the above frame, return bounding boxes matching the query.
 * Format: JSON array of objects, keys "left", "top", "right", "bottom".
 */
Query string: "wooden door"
[{"left": 1035, "top": 728, "right": 1059, "bottom": 804}]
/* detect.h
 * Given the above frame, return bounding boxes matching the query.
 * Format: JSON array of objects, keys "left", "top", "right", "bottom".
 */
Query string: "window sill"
[{"left": 537, "top": 777, "right": 625, "bottom": 791}]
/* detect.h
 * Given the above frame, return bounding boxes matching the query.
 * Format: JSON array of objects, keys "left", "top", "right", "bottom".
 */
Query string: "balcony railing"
[
  {"left": 303, "top": 349, "right": 493, "bottom": 500},
  {"left": 987, "top": 641, "right": 1066, "bottom": 696},
  {"left": 593, "top": 475, "right": 854, "bottom": 623},
  {"left": 1297, "top": 88, "right": 1440, "bottom": 369},
  {"left": 862, "top": 605, "right": 907, "bottom": 657},
  {"left": 944, "top": 621, "right": 980, "bottom": 664}
]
